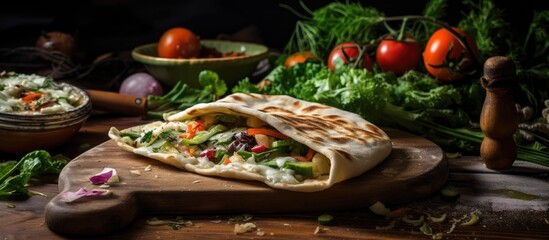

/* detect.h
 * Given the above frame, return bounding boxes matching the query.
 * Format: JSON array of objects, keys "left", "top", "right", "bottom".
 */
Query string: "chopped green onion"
[
  {"left": 272, "top": 139, "right": 295, "bottom": 148},
  {"left": 439, "top": 187, "right": 461, "bottom": 201},
  {"left": 369, "top": 201, "right": 390, "bottom": 216},
  {"left": 317, "top": 214, "right": 334, "bottom": 226},
  {"left": 460, "top": 212, "right": 479, "bottom": 226}
]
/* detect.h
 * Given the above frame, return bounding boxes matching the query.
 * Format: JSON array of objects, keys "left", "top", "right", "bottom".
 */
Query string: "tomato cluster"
[{"left": 285, "top": 26, "right": 479, "bottom": 83}]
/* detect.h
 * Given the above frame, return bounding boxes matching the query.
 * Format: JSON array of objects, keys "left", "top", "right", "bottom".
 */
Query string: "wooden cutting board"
[{"left": 45, "top": 128, "right": 447, "bottom": 236}]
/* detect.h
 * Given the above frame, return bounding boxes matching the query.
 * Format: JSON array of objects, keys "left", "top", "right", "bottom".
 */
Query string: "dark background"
[{"left": 1, "top": 0, "right": 547, "bottom": 62}]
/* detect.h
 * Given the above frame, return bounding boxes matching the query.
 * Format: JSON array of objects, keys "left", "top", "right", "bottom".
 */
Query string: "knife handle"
[{"left": 86, "top": 90, "right": 147, "bottom": 116}]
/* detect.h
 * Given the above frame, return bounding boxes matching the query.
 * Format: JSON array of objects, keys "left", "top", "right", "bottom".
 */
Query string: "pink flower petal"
[
  {"left": 89, "top": 170, "right": 112, "bottom": 185},
  {"left": 62, "top": 187, "right": 112, "bottom": 202},
  {"left": 89, "top": 167, "right": 119, "bottom": 185}
]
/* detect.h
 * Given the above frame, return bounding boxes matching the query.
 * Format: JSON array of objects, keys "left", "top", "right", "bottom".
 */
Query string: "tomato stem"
[
  {"left": 336, "top": 44, "right": 368, "bottom": 70},
  {"left": 380, "top": 15, "right": 481, "bottom": 70},
  {"left": 382, "top": 21, "right": 398, "bottom": 36},
  {"left": 396, "top": 18, "right": 408, "bottom": 42}
]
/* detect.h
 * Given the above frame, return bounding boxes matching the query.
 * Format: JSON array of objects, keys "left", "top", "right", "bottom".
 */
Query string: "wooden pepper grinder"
[{"left": 480, "top": 56, "right": 519, "bottom": 169}]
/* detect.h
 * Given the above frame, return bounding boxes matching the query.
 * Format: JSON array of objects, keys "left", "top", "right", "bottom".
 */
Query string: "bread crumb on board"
[{"left": 234, "top": 222, "right": 256, "bottom": 234}]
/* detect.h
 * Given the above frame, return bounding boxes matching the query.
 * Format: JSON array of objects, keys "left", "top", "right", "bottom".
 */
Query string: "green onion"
[
  {"left": 439, "top": 187, "right": 460, "bottom": 201},
  {"left": 317, "top": 214, "right": 334, "bottom": 226},
  {"left": 271, "top": 139, "right": 294, "bottom": 148}
]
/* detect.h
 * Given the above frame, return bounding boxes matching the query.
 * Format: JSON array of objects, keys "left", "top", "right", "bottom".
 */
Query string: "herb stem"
[
  {"left": 279, "top": 3, "right": 312, "bottom": 20},
  {"left": 379, "top": 102, "right": 549, "bottom": 166}
]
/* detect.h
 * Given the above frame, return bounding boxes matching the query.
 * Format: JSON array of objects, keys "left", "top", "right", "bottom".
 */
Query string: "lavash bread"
[{"left": 109, "top": 93, "right": 392, "bottom": 192}]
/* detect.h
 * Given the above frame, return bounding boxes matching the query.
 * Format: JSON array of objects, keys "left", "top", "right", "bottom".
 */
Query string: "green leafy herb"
[
  {"left": 120, "top": 131, "right": 141, "bottom": 140},
  {"left": 231, "top": 78, "right": 259, "bottom": 93},
  {"left": 514, "top": 11, "right": 549, "bottom": 114},
  {"left": 283, "top": 1, "right": 385, "bottom": 58},
  {"left": 521, "top": 10, "right": 549, "bottom": 62},
  {"left": 198, "top": 70, "right": 228, "bottom": 99},
  {"left": 0, "top": 150, "right": 69, "bottom": 199},
  {"left": 140, "top": 131, "right": 153, "bottom": 144},
  {"left": 146, "top": 70, "right": 228, "bottom": 119},
  {"left": 458, "top": 0, "right": 509, "bottom": 61},
  {"left": 0, "top": 161, "right": 17, "bottom": 178},
  {"left": 395, "top": 71, "right": 462, "bottom": 110},
  {"left": 412, "top": 0, "right": 447, "bottom": 44},
  {"left": 159, "top": 130, "right": 180, "bottom": 143}
]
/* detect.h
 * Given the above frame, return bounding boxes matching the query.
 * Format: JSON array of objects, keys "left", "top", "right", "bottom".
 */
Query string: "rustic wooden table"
[{"left": 2, "top": 114, "right": 548, "bottom": 240}]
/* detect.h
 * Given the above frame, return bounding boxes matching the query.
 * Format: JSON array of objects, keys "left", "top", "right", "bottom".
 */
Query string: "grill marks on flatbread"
[
  {"left": 216, "top": 94, "right": 390, "bottom": 164},
  {"left": 236, "top": 98, "right": 387, "bottom": 144}
]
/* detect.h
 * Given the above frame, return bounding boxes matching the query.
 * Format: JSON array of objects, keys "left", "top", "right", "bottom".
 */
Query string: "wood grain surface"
[{"left": 44, "top": 128, "right": 447, "bottom": 236}]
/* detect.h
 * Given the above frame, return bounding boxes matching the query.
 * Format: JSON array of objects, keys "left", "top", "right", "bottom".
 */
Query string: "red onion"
[
  {"left": 200, "top": 148, "right": 216, "bottom": 161},
  {"left": 119, "top": 72, "right": 163, "bottom": 97}
]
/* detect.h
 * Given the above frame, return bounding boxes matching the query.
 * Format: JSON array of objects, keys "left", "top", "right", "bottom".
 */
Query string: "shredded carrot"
[
  {"left": 179, "top": 132, "right": 198, "bottom": 139},
  {"left": 188, "top": 148, "right": 196, "bottom": 157},
  {"left": 304, "top": 148, "right": 316, "bottom": 161},
  {"left": 247, "top": 128, "right": 289, "bottom": 140},
  {"left": 179, "top": 120, "right": 206, "bottom": 139},
  {"left": 22, "top": 92, "right": 42, "bottom": 103},
  {"left": 183, "top": 147, "right": 196, "bottom": 157},
  {"left": 294, "top": 148, "right": 316, "bottom": 162},
  {"left": 223, "top": 158, "right": 231, "bottom": 165}
]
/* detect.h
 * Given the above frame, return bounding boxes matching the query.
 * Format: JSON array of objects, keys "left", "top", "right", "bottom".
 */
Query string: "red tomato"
[
  {"left": 423, "top": 27, "right": 479, "bottom": 82},
  {"left": 327, "top": 42, "right": 372, "bottom": 71},
  {"left": 284, "top": 51, "right": 318, "bottom": 68},
  {"left": 376, "top": 35, "right": 421, "bottom": 76},
  {"left": 158, "top": 27, "right": 201, "bottom": 58}
]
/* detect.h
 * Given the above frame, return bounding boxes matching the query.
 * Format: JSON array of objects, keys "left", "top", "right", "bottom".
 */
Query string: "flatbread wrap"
[{"left": 108, "top": 93, "right": 392, "bottom": 192}]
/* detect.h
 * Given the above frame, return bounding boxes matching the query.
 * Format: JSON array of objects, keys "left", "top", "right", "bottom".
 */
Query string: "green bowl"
[{"left": 131, "top": 40, "right": 269, "bottom": 88}]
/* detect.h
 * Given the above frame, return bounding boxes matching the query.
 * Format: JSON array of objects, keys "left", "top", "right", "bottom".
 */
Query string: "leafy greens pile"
[{"left": 0, "top": 150, "right": 69, "bottom": 199}]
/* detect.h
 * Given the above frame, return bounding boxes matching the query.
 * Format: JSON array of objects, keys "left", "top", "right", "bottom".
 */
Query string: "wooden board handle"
[
  {"left": 45, "top": 190, "right": 138, "bottom": 235},
  {"left": 86, "top": 90, "right": 147, "bottom": 116}
]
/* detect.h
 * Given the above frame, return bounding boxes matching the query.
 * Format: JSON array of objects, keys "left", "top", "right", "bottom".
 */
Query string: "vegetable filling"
[{"left": 119, "top": 113, "right": 331, "bottom": 183}]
